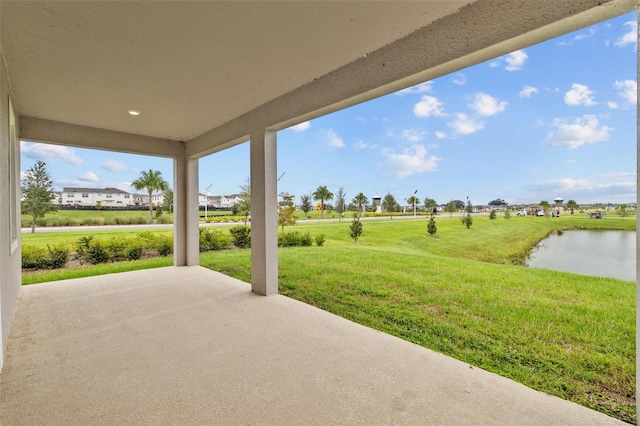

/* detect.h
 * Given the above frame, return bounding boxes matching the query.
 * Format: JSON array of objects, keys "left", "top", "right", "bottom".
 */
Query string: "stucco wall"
[{"left": 0, "top": 50, "right": 22, "bottom": 371}]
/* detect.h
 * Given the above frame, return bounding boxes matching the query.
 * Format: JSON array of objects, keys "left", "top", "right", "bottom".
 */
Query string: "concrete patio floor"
[{"left": 0, "top": 267, "right": 625, "bottom": 425}]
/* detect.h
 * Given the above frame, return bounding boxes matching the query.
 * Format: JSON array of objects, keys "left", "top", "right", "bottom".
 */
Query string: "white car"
[
  {"left": 516, "top": 209, "right": 528, "bottom": 216},
  {"left": 536, "top": 210, "right": 545, "bottom": 216}
]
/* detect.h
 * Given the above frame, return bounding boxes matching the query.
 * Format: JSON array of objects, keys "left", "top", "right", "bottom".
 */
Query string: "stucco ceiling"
[
  {"left": 1, "top": 0, "right": 634, "bottom": 156},
  {"left": 1, "top": 1, "right": 472, "bottom": 142}
]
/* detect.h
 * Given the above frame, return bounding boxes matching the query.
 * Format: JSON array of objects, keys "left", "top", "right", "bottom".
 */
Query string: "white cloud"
[
  {"left": 505, "top": 50, "right": 528, "bottom": 71},
  {"left": 530, "top": 177, "right": 636, "bottom": 202},
  {"left": 545, "top": 115, "right": 612, "bottom": 149},
  {"left": 451, "top": 73, "right": 466, "bottom": 86},
  {"left": 607, "top": 101, "right": 619, "bottom": 109},
  {"left": 614, "top": 21, "right": 638, "bottom": 49},
  {"left": 413, "top": 95, "right": 445, "bottom": 117},
  {"left": 382, "top": 144, "right": 441, "bottom": 178},
  {"left": 402, "top": 129, "right": 426, "bottom": 143},
  {"left": 519, "top": 85, "right": 539, "bottom": 98},
  {"left": 289, "top": 121, "right": 311, "bottom": 132},
  {"left": 574, "top": 27, "right": 597, "bottom": 41},
  {"left": 614, "top": 79, "right": 637, "bottom": 104},
  {"left": 448, "top": 113, "right": 484, "bottom": 135},
  {"left": 21, "top": 142, "right": 83, "bottom": 165},
  {"left": 398, "top": 81, "right": 433, "bottom": 95},
  {"left": 101, "top": 159, "right": 136, "bottom": 172},
  {"left": 435, "top": 131, "right": 447, "bottom": 139},
  {"left": 468, "top": 93, "right": 507, "bottom": 116},
  {"left": 79, "top": 171, "right": 99, "bottom": 182},
  {"left": 598, "top": 172, "right": 636, "bottom": 179},
  {"left": 353, "top": 139, "right": 368, "bottom": 150},
  {"left": 489, "top": 61, "right": 500, "bottom": 68},
  {"left": 325, "top": 129, "right": 344, "bottom": 148},
  {"left": 564, "top": 83, "right": 597, "bottom": 106}
]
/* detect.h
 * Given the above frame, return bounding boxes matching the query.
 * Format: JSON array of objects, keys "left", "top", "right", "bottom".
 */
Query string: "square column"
[
  {"left": 174, "top": 152, "right": 200, "bottom": 266},
  {"left": 250, "top": 130, "right": 278, "bottom": 295}
]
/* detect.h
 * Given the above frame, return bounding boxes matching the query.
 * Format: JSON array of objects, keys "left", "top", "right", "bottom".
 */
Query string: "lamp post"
[
  {"left": 205, "top": 184, "right": 212, "bottom": 220},
  {"left": 413, "top": 189, "right": 418, "bottom": 218}
]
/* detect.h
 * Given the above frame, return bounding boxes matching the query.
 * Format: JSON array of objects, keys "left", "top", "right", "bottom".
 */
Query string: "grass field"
[{"left": 21, "top": 214, "right": 636, "bottom": 422}]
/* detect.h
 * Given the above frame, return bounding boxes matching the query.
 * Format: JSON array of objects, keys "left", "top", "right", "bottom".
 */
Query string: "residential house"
[{"left": 62, "top": 187, "right": 134, "bottom": 207}]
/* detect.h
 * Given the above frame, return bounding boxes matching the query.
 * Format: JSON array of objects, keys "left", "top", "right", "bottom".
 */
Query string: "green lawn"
[{"left": 21, "top": 214, "right": 636, "bottom": 422}]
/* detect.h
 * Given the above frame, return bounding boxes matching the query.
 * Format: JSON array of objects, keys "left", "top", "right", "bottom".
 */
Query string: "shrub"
[
  {"left": 46, "top": 244, "right": 69, "bottom": 269},
  {"left": 157, "top": 235, "right": 173, "bottom": 256},
  {"left": 229, "top": 226, "right": 251, "bottom": 249},
  {"left": 22, "top": 245, "right": 48, "bottom": 269},
  {"left": 427, "top": 216, "right": 437, "bottom": 236},
  {"left": 350, "top": 214, "right": 363, "bottom": 243},
  {"left": 300, "top": 232, "right": 312, "bottom": 247},
  {"left": 106, "top": 237, "right": 129, "bottom": 260},
  {"left": 156, "top": 215, "right": 172, "bottom": 224},
  {"left": 125, "top": 243, "right": 143, "bottom": 261},
  {"left": 76, "top": 235, "right": 95, "bottom": 258},
  {"left": 199, "top": 228, "right": 230, "bottom": 251},
  {"left": 315, "top": 234, "right": 325, "bottom": 246},
  {"left": 86, "top": 241, "right": 110, "bottom": 264}
]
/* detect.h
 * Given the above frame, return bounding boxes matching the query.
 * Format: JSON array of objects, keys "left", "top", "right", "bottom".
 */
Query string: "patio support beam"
[
  {"left": 250, "top": 129, "right": 278, "bottom": 295},
  {"left": 174, "top": 151, "right": 200, "bottom": 266}
]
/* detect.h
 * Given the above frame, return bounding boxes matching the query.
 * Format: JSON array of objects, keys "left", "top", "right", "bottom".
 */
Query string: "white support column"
[
  {"left": 250, "top": 129, "right": 278, "bottom": 295},
  {"left": 174, "top": 151, "right": 200, "bottom": 266}
]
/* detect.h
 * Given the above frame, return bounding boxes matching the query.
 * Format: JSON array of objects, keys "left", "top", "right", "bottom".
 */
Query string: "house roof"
[{"left": 3, "top": 1, "right": 632, "bottom": 158}]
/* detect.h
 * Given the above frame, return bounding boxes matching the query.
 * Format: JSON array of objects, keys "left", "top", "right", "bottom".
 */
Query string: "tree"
[
  {"left": 352, "top": 192, "right": 368, "bottom": 217},
  {"left": 131, "top": 169, "right": 169, "bottom": 224},
  {"left": 278, "top": 205, "right": 296, "bottom": 233},
  {"left": 461, "top": 213, "right": 473, "bottom": 229},
  {"left": 489, "top": 209, "right": 497, "bottom": 223},
  {"left": 539, "top": 200, "right": 550, "bottom": 217},
  {"left": 452, "top": 200, "right": 465, "bottom": 209},
  {"left": 406, "top": 195, "right": 419, "bottom": 216},
  {"left": 427, "top": 216, "right": 437, "bottom": 236},
  {"left": 279, "top": 191, "right": 294, "bottom": 207},
  {"left": 566, "top": 199, "right": 578, "bottom": 215},
  {"left": 488, "top": 199, "right": 508, "bottom": 206},
  {"left": 300, "top": 194, "right": 312, "bottom": 218},
  {"left": 382, "top": 193, "right": 398, "bottom": 215},
  {"left": 423, "top": 197, "right": 438, "bottom": 215},
  {"left": 349, "top": 213, "right": 363, "bottom": 243},
  {"left": 504, "top": 207, "right": 511, "bottom": 219},
  {"left": 21, "top": 160, "right": 58, "bottom": 233},
  {"left": 238, "top": 177, "right": 251, "bottom": 225},
  {"left": 163, "top": 188, "right": 174, "bottom": 213},
  {"left": 312, "top": 185, "right": 333, "bottom": 219},
  {"left": 465, "top": 197, "right": 473, "bottom": 214},
  {"left": 618, "top": 204, "right": 628, "bottom": 217},
  {"left": 445, "top": 200, "right": 457, "bottom": 217},
  {"left": 335, "top": 186, "right": 347, "bottom": 221},
  {"left": 95, "top": 200, "right": 103, "bottom": 211}
]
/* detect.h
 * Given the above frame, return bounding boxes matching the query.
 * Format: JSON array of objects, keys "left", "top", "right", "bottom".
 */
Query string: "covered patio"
[
  {"left": 0, "top": 267, "right": 625, "bottom": 425},
  {"left": 0, "top": 1, "right": 637, "bottom": 424}
]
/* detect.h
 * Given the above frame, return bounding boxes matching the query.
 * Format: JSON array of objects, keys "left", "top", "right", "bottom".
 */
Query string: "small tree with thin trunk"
[
  {"left": 335, "top": 186, "right": 346, "bottom": 221},
  {"left": 427, "top": 216, "right": 437, "bottom": 236},
  {"left": 349, "top": 213, "right": 363, "bottom": 243},
  {"left": 300, "top": 194, "right": 312, "bottom": 218},
  {"left": 21, "top": 160, "right": 58, "bottom": 233},
  {"left": 489, "top": 209, "right": 497, "bottom": 223},
  {"left": 131, "top": 169, "right": 169, "bottom": 224}
]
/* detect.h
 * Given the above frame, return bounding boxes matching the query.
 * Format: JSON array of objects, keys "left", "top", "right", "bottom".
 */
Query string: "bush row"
[
  {"left": 203, "top": 215, "right": 248, "bottom": 223},
  {"left": 23, "top": 226, "right": 324, "bottom": 270},
  {"left": 21, "top": 215, "right": 173, "bottom": 228}
]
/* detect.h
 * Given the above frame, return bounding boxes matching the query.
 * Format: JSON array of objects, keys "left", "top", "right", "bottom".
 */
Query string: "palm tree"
[
  {"left": 352, "top": 192, "right": 368, "bottom": 217},
  {"left": 566, "top": 199, "right": 578, "bottom": 214},
  {"left": 131, "top": 169, "right": 169, "bottom": 224},
  {"left": 312, "top": 185, "right": 334, "bottom": 219}
]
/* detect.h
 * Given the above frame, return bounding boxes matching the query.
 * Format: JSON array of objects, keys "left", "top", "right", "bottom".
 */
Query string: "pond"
[{"left": 527, "top": 230, "right": 636, "bottom": 282}]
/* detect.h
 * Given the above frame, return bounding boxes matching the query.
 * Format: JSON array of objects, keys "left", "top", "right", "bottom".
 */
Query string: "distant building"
[{"left": 62, "top": 187, "right": 134, "bottom": 207}]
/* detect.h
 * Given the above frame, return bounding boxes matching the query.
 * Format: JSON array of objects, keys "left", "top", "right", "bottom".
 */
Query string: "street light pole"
[
  {"left": 413, "top": 189, "right": 418, "bottom": 218},
  {"left": 205, "top": 184, "right": 212, "bottom": 220}
]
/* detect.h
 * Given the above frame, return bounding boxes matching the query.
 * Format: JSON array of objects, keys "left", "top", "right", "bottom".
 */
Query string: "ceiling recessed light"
[{"left": 127, "top": 110, "right": 141, "bottom": 116}]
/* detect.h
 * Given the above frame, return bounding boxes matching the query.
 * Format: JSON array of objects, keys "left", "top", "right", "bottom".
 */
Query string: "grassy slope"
[{"left": 22, "top": 215, "right": 637, "bottom": 422}]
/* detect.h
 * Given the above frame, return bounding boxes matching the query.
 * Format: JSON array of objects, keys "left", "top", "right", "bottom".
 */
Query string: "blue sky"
[{"left": 21, "top": 12, "right": 637, "bottom": 206}]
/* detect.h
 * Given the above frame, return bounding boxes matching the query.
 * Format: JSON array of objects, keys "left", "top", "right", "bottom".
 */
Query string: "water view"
[{"left": 528, "top": 230, "right": 636, "bottom": 282}]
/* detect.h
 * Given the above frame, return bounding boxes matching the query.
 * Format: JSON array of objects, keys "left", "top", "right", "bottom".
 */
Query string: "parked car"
[
  {"left": 535, "top": 210, "right": 545, "bottom": 216},
  {"left": 516, "top": 209, "right": 528, "bottom": 216},
  {"left": 589, "top": 211, "right": 603, "bottom": 219}
]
